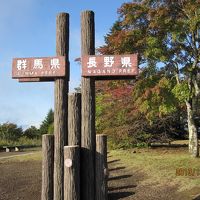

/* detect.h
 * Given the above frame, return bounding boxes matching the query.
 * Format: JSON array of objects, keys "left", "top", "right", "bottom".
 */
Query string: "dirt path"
[
  {"left": 0, "top": 152, "right": 37, "bottom": 160},
  {"left": 0, "top": 160, "right": 41, "bottom": 200}
]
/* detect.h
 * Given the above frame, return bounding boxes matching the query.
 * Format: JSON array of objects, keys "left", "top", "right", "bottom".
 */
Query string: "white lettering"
[
  {"left": 87, "top": 70, "right": 92, "bottom": 74},
  {"left": 104, "top": 56, "right": 114, "bottom": 68},
  {"left": 121, "top": 57, "right": 132, "bottom": 67},
  {"left": 33, "top": 59, "right": 43, "bottom": 69},
  {"left": 87, "top": 57, "right": 97, "bottom": 68},
  {"left": 51, "top": 58, "right": 60, "bottom": 69},
  {"left": 17, "top": 60, "right": 27, "bottom": 70}
]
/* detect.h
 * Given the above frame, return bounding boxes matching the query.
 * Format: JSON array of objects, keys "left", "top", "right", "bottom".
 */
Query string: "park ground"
[{"left": 0, "top": 145, "right": 200, "bottom": 199}]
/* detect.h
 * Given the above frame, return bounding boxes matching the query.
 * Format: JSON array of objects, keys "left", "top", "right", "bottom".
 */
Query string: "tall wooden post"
[
  {"left": 41, "top": 134, "right": 54, "bottom": 200},
  {"left": 64, "top": 145, "right": 80, "bottom": 200},
  {"left": 54, "top": 13, "right": 69, "bottom": 200},
  {"left": 81, "top": 10, "right": 96, "bottom": 200},
  {"left": 96, "top": 134, "right": 108, "bottom": 200},
  {"left": 68, "top": 93, "right": 81, "bottom": 146}
]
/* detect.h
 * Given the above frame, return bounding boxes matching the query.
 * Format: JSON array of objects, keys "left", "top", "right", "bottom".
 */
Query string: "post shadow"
[
  {"left": 107, "top": 159, "right": 121, "bottom": 164},
  {"left": 108, "top": 191, "right": 135, "bottom": 200},
  {"left": 107, "top": 157, "right": 136, "bottom": 199},
  {"left": 108, "top": 174, "right": 132, "bottom": 181},
  {"left": 109, "top": 166, "right": 126, "bottom": 172},
  {"left": 108, "top": 185, "right": 136, "bottom": 192}
]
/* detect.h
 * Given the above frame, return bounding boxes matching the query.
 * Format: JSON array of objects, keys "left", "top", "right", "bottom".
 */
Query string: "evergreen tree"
[{"left": 39, "top": 109, "right": 54, "bottom": 135}]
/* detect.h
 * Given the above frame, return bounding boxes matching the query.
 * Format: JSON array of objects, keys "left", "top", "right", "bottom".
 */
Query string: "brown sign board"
[
  {"left": 18, "top": 78, "right": 55, "bottom": 82},
  {"left": 82, "top": 54, "right": 138, "bottom": 79},
  {"left": 12, "top": 56, "right": 67, "bottom": 79}
]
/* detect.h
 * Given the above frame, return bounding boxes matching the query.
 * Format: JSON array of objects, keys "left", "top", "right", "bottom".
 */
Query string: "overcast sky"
[{"left": 0, "top": 0, "right": 129, "bottom": 129}]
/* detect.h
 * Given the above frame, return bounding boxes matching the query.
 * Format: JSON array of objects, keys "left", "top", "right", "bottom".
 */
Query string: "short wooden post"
[
  {"left": 81, "top": 10, "right": 96, "bottom": 200},
  {"left": 42, "top": 134, "right": 54, "bottom": 200},
  {"left": 68, "top": 93, "right": 81, "bottom": 146},
  {"left": 64, "top": 145, "right": 80, "bottom": 200},
  {"left": 54, "top": 13, "right": 69, "bottom": 200},
  {"left": 96, "top": 134, "right": 108, "bottom": 200}
]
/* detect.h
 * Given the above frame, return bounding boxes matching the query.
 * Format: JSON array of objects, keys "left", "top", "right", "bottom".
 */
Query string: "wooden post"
[
  {"left": 64, "top": 145, "right": 80, "bottom": 200},
  {"left": 42, "top": 134, "right": 54, "bottom": 200},
  {"left": 54, "top": 13, "right": 69, "bottom": 200},
  {"left": 96, "top": 134, "right": 108, "bottom": 200},
  {"left": 68, "top": 93, "right": 81, "bottom": 146},
  {"left": 81, "top": 11, "right": 96, "bottom": 200}
]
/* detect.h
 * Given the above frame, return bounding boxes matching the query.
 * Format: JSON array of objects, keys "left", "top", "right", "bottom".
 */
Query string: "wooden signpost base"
[{"left": 81, "top": 11, "right": 96, "bottom": 200}]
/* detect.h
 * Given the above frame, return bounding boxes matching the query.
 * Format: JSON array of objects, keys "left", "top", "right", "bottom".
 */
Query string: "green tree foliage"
[
  {"left": 48, "top": 123, "right": 54, "bottom": 135},
  {"left": 23, "top": 126, "right": 39, "bottom": 139},
  {"left": 96, "top": 92, "right": 114, "bottom": 133},
  {"left": 74, "top": 84, "right": 81, "bottom": 93},
  {"left": 39, "top": 109, "right": 54, "bottom": 135},
  {"left": 99, "top": 1, "right": 200, "bottom": 68},
  {"left": 99, "top": 0, "right": 200, "bottom": 156},
  {"left": 96, "top": 72, "right": 186, "bottom": 149},
  {"left": 133, "top": 72, "right": 179, "bottom": 122},
  {"left": 0, "top": 122, "right": 23, "bottom": 141}
]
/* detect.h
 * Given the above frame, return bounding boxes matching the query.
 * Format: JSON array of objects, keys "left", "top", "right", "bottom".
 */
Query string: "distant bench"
[
  {"left": 149, "top": 139, "right": 188, "bottom": 148},
  {"left": 0, "top": 145, "right": 40, "bottom": 152},
  {"left": 2, "top": 146, "right": 22, "bottom": 152},
  {"left": 148, "top": 139, "right": 171, "bottom": 147}
]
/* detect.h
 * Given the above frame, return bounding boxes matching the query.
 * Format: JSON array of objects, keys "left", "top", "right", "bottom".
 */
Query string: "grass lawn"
[
  {"left": 109, "top": 147, "right": 200, "bottom": 197},
  {"left": 0, "top": 149, "right": 42, "bottom": 163}
]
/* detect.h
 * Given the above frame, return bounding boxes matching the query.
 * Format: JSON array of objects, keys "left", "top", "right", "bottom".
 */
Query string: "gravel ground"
[{"left": 0, "top": 160, "right": 41, "bottom": 200}]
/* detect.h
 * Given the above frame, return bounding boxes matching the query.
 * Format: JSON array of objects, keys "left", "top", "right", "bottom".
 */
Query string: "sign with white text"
[
  {"left": 18, "top": 78, "right": 55, "bottom": 82},
  {"left": 12, "top": 56, "right": 67, "bottom": 79},
  {"left": 82, "top": 54, "right": 138, "bottom": 79}
]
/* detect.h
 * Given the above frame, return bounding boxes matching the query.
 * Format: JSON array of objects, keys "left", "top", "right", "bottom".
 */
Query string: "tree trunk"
[{"left": 186, "top": 99, "right": 199, "bottom": 157}]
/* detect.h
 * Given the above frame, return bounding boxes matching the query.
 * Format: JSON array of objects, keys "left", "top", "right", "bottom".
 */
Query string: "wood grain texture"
[
  {"left": 68, "top": 93, "right": 81, "bottom": 146},
  {"left": 54, "top": 12, "right": 69, "bottom": 200},
  {"left": 96, "top": 134, "right": 108, "bottom": 200},
  {"left": 81, "top": 10, "right": 96, "bottom": 200},
  {"left": 64, "top": 145, "right": 80, "bottom": 200},
  {"left": 41, "top": 134, "right": 54, "bottom": 200}
]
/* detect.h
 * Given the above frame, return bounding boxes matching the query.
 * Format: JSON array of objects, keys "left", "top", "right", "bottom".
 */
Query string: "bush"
[
  {"left": 0, "top": 137, "right": 41, "bottom": 147},
  {"left": 0, "top": 123, "right": 23, "bottom": 141},
  {"left": 23, "top": 126, "right": 40, "bottom": 139}
]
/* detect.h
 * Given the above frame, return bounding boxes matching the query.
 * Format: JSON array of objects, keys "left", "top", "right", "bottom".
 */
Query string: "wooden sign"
[
  {"left": 18, "top": 78, "right": 54, "bottom": 82},
  {"left": 82, "top": 54, "right": 138, "bottom": 79},
  {"left": 12, "top": 56, "right": 67, "bottom": 79}
]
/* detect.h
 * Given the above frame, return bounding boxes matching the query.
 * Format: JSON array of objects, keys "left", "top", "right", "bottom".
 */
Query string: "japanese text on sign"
[
  {"left": 82, "top": 54, "right": 138, "bottom": 78},
  {"left": 12, "top": 56, "right": 66, "bottom": 79}
]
